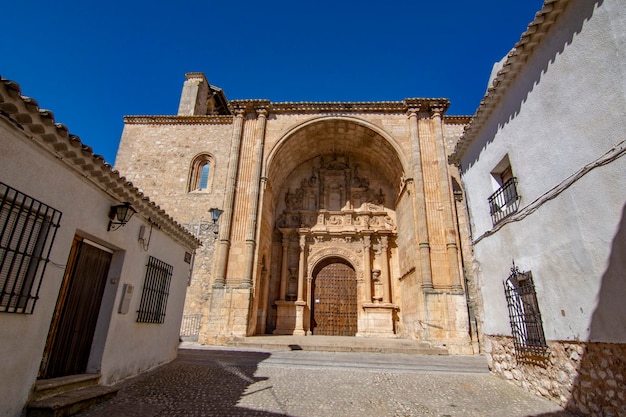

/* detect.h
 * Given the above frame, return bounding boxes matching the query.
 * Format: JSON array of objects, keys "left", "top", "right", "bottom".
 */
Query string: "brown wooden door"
[
  {"left": 312, "top": 263, "right": 357, "bottom": 336},
  {"left": 43, "top": 238, "right": 112, "bottom": 378}
]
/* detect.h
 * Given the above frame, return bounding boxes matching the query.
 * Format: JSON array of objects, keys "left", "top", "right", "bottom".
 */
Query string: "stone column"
[
  {"left": 363, "top": 235, "right": 372, "bottom": 302},
  {"left": 214, "top": 108, "right": 245, "bottom": 287},
  {"left": 407, "top": 109, "right": 433, "bottom": 290},
  {"left": 279, "top": 233, "right": 289, "bottom": 300},
  {"left": 380, "top": 236, "right": 391, "bottom": 303},
  {"left": 297, "top": 235, "right": 306, "bottom": 302},
  {"left": 259, "top": 265, "right": 270, "bottom": 334},
  {"left": 306, "top": 275, "right": 313, "bottom": 335},
  {"left": 242, "top": 108, "right": 268, "bottom": 287},
  {"left": 431, "top": 107, "right": 462, "bottom": 290}
]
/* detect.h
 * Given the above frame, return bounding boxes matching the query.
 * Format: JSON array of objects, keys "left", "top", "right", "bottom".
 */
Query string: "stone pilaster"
[
  {"left": 407, "top": 109, "right": 433, "bottom": 290},
  {"left": 214, "top": 108, "right": 245, "bottom": 287},
  {"left": 242, "top": 108, "right": 268, "bottom": 287},
  {"left": 279, "top": 232, "right": 289, "bottom": 300},
  {"left": 380, "top": 236, "right": 391, "bottom": 303},
  {"left": 363, "top": 234, "right": 372, "bottom": 302},
  {"left": 297, "top": 234, "right": 306, "bottom": 302},
  {"left": 431, "top": 107, "right": 462, "bottom": 290}
]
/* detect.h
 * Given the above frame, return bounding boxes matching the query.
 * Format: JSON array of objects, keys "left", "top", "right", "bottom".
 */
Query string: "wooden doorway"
[
  {"left": 40, "top": 237, "right": 112, "bottom": 378},
  {"left": 311, "top": 261, "right": 357, "bottom": 336}
]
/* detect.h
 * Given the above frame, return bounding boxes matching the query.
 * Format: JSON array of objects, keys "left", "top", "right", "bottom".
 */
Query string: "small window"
[
  {"left": 0, "top": 182, "right": 62, "bottom": 314},
  {"left": 137, "top": 256, "right": 173, "bottom": 324},
  {"left": 504, "top": 263, "right": 547, "bottom": 358},
  {"left": 488, "top": 156, "right": 520, "bottom": 225},
  {"left": 198, "top": 163, "right": 210, "bottom": 190},
  {"left": 188, "top": 153, "right": 214, "bottom": 192}
]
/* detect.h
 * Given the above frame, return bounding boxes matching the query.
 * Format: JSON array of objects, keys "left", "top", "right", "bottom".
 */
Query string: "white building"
[
  {"left": 0, "top": 76, "right": 200, "bottom": 417},
  {"left": 450, "top": 0, "right": 625, "bottom": 415}
]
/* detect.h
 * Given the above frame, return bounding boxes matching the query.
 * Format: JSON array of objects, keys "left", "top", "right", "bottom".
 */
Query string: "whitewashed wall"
[
  {"left": 0, "top": 117, "right": 194, "bottom": 416},
  {"left": 459, "top": 0, "right": 626, "bottom": 342}
]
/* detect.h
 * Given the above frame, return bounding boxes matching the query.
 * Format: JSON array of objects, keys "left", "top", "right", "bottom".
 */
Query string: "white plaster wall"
[
  {"left": 0, "top": 120, "right": 193, "bottom": 416},
  {"left": 97, "top": 228, "right": 192, "bottom": 384},
  {"left": 460, "top": 0, "right": 626, "bottom": 342}
]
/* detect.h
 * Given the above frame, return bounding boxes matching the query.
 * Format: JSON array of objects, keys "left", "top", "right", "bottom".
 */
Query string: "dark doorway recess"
[{"left": 41, "top": 237, "right": 112, "bottom": 378}]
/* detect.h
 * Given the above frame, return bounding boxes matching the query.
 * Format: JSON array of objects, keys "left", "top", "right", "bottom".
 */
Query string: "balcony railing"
[{"left": 488, "top": 177, "right": 519, "bottom": 226}]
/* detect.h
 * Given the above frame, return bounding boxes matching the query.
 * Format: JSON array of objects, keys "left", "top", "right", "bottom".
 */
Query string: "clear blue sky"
[{"left": 3, "top": 1, "right": 544, "bottom": 164}]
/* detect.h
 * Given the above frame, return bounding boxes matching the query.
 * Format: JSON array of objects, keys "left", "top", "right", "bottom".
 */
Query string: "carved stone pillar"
[
  {"left": 259, "top": 265, "right": 269, "bottom": 334},
  {"left": 243, "top": 108, "right": 268, "bottom": 287},
  {"left": 279, "top": 233, "right": 289, "bottom": 300},
  {"left": 306, "top": 275, "right": 313, "bottom": 335},
  {"left": 407, "top": 108, "right": 433, "bottom": 290},
  {"left": 297, "top": 235, "right": 306, "bottom": 302},
  {"left": 363, "top": 235, "right": 372, "bottom": 302},
  {"left": 214, "top": 108, "right": 245, "bottom": 287},
  {"left": 380, "top": 236, "right": 391, "bottom": 303},
  {"left": 431, "top": 107, "right": 462, "bottom": 290}
]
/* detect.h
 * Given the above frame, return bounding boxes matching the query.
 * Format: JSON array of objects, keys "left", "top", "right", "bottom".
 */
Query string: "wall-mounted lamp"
[
  {"left": 209, "top": 207, "right": 223, "bottom": 224},
  {"left": 209, "top": 207, "right": 223, "bottom": 239},
  {"left": 107, "top": 202, "right": 136, "bottom": 231}
]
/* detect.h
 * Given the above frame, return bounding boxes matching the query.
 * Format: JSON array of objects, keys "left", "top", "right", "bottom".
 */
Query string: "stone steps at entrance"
[
  {"left": 226, "top": 335, "right": 449, "bottom": 355},
  {"left": 26, "top": 374, "right": 119, "bottom": 417}
]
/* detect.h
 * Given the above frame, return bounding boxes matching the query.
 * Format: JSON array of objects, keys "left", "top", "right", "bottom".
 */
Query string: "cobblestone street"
[{"left": 74, "top": 347, "right": 578, "bottom": 417}]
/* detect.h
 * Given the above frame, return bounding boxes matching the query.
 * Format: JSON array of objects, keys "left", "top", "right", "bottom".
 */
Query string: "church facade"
[{"left": 115, "top": 73, "right": 477, "bottom": 354}]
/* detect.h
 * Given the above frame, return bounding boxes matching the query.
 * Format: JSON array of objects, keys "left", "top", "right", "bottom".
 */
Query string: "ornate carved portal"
[{"left": 271, "top": 154, "right": 397, "bottom": 337}]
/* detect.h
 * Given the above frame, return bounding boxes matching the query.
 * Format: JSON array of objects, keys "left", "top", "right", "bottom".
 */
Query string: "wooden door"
[
  {"left": 312, "top": 263, "right": 357, "bottom": 336},
  {"left": 43, "top": 238, "right": 112, "bottom": 378}
]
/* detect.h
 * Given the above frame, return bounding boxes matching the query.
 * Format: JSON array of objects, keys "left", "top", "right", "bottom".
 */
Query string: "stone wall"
[{"left": 485, "top": 335, "right": 626, "bottom": 416}]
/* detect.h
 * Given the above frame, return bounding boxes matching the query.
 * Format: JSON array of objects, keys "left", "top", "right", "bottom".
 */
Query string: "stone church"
[{"left": 115, "top": 73, "right": 477, "bottom": 354}]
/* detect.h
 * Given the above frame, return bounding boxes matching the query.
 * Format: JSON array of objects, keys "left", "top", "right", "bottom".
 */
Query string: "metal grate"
[
  {"left": 488, "top": 177, "right": 520, "bottom": 225},
  {"left": 0, "top": 182, "right": 62, "bottom": 314},
  {"left": 180, "top": 314, "right": 202, "bottom": 337},
  {"left": 137, "top": 256, "right": 173, "bottom": 324},
  {"left": 504, "top": 263, "right": 547, "bottom": 358}
]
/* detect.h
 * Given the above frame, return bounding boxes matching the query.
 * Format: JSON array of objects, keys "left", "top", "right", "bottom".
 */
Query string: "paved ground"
[{"left": 76, "top": 346, "right": 577, "bottom": 417}]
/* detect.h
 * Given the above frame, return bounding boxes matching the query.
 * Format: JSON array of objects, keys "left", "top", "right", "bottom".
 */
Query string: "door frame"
[
  {"left": 39, "top": 236, "right": 113, "bottom": 378},
  {"left": 310, "top": 257, "right": 357, "bottom": 336}
]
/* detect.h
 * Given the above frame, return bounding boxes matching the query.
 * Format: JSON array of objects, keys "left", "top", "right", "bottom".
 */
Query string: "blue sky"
[{"left": 3, "top": 1, "right": 544, "bottom": 164}]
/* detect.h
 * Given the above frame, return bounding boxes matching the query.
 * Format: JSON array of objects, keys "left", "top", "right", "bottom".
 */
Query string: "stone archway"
[{"left": 260, "top": 117, "right": 405, "bottom": 337}]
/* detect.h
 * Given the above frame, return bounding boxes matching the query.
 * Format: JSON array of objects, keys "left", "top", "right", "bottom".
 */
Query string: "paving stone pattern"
[{"left": 76, "top": 348, "right": 578, "bottom": 417}]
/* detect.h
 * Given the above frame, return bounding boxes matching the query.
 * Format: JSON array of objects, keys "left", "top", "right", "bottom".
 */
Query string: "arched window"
[{"left": 188, "top": 153, "right": 214, "bottom": 192}]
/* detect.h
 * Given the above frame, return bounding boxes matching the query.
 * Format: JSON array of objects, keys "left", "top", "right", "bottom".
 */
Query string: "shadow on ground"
[{"left": 76, "top": 349, "right": 289, "bottom": 416}]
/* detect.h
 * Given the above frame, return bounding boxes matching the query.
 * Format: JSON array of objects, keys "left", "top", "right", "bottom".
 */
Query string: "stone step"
[
  {"left": 226, "top": 335, "right": 449, "bottom": 355},
  {"left": 30, "top": 374, "right": 101, "bottom": 402},
  {"left": 26, "top": 385, "right": 119, "bottom": 417}
]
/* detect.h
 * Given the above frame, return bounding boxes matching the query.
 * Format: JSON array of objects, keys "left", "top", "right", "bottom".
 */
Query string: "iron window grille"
[
  {"left": 0, "top": 181, "right": 62, "bottom": 314},
  {"left": 180, "top": 314, "right": 202, "bottom": 337},
  {"left": 488, "top": 177, "right": 520, "bottom": 226},
  {"left": 504, "top": 263, "right": 547, "bottom": 358},
  {"left": 137, "top": 256, "right": 173, "bottom": 324}
]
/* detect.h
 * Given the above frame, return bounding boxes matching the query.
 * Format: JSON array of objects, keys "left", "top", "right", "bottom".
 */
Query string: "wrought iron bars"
[
  {"left": 137, "top": 256, "right": 173, "bottom": 324},
  {"left": 488, "top": 178, "right": 520, "bottom": 225},
  {"left": 0, "top": 182, "right": 62, "bottom": 314},
  {"left": 504, "top": 262, "right": 547, "bottom": 358}
]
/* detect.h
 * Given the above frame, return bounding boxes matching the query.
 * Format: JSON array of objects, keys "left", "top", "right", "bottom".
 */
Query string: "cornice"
[
  {"left": 443, "top": 115, "right": 472, "bottom": 125},
  {"left": 0, "top": 76, "right": 202, "bottom": 250},
  {"left": 227, "top": 98, "right": 451, "bottom": 115},
  {"left": 124, "top": 115, "right": 233, "bottom": 125},
  {"left": 450, "top": 0, "right": 568, "bottom": 164}
]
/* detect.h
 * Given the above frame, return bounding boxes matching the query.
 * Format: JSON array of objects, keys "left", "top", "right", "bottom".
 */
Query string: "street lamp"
[{"left": 107, "top": 202, "right": 136, "bottom": 231}]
